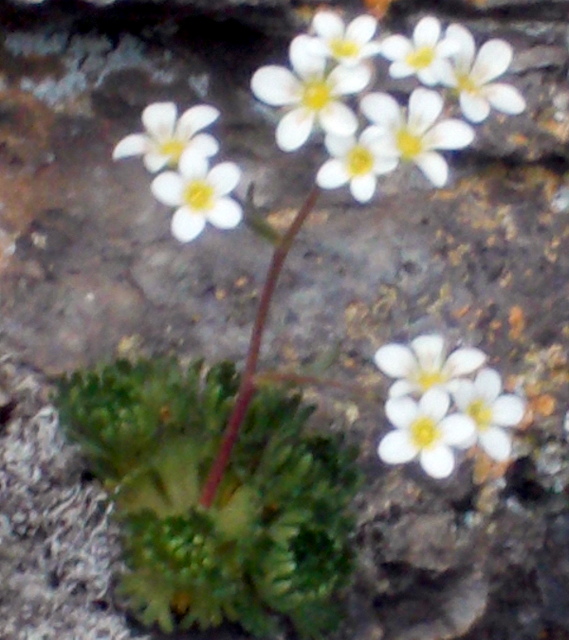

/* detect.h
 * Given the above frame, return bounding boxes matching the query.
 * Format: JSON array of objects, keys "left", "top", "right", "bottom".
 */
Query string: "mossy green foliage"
[{"left": 57, "top": 359, "right": 362, "bottom": 638}]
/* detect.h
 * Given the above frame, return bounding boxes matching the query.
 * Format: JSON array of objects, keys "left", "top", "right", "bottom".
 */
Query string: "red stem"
[{"left": 199, "top": 186, "right": 320, "bottom": 508}]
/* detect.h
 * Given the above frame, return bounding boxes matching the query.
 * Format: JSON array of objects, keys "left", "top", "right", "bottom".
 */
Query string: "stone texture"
[{"left": 1, "top": 2, "right": 569, "bottom": 640}]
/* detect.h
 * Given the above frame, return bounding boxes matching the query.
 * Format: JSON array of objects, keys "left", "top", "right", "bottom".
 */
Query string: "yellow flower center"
[
  {"left": 455, "top": 71, "right": 480, "bottom": 95},
  {"left": 159, "top": 138, "right": 186, "bottom": 165},
  {"left": 184, "top": 180, "right": 215, "bottom": 211},
  {"left": 301, "top": 79, "right": 333, "bottom": 112},
  {"left": 405, "top": 46, "right": 435, "bottom": 70},
  {"left": 466, "top": 399, "right": 493, "bottom": 431},
  {"left": 330, "top": 38, "right": 360, "bottom": 60},
  {"left": 415, "top": 369, "right": 447, "bottom": 392},
  {"left": 410, "top": 416, "right": 440, "bottom": 449},
  {"left": 396, "top": 128, "right": 424, "bottom": 161},
  {"left": 346, "top": 145, "right": 374, "bottom": 177}
]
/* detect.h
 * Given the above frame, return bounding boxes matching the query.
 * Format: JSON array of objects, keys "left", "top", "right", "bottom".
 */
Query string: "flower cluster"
[
  {"left": 113, "top": 102, "right": 242, "bottom": 243},
  {"left": 251, "top": 12, "right": 525, "bottom": 200},
  {"left": 112, "top": 11, "right": 526, "bottom": 238},
  {"left": 374, "top": 334, "right": 526, "bottom": 478}
]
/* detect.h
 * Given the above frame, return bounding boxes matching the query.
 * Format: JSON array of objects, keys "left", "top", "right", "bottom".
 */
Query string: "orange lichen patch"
[
  {"left": 538, "top": 116, "right": 569, "bottom": 144},
  {"left": 0, "top": 90, "right": 57, "bottom": 239},
  {"left": 526, "top": 390, "right": 557, "bottom": 418},
  {"left": 508, "top": 306, "right": 526, "bottom": 341},
  {"left": 472, "top": 449, "right": 511, "bottom": 485},
  {"left": 267, "top": 208, "right": 329, "bottom": 231},
  {"left": 452, "top": 304, "right": 471, "bottom": 320},
  {"left": 363, "top": 0, "right": 400, "bottom": 18},
  {"left": 508, "top": 132, "right": 530, "bottom": 147},
  {"left": 0, "top": 89, "right": 55, "bottom": 167}
]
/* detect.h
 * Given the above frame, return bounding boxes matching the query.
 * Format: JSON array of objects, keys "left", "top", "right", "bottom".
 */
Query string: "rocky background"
[{"left": 1, "top": 1, "right": 569, "bottom": 639}]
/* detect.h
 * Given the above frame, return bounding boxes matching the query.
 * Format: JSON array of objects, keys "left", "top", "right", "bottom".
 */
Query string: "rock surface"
[{"left": 1, "top": 1, "right": 569, "bottom": 640}]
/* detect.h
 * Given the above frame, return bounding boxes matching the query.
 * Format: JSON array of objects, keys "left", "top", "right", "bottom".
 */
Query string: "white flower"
[
  {"left": 380, "top": 16, "right": 458, "bottom": 86},
  {"left": 251, "top": 34, "right": 371, "bottom": 152},
  {"left": 316, "top": 127, "right": 398, "bottom": 202},
  {"left": 374, "top": 333, "right": 486, "bottom": 398},
  {"left": 360, "top": 88, "right": 474, "bottom": 187},
  {"left": 113, "top": 102, "right": 220, "bottom": 172},
  {"left": 308, "top": 10, "right": 382, "bottom": 66},
  {"left": 378, "top": 388, "right": 476, "bottom": 478},
  {"left": 151, "top": 146, "right": 242, "bottom": 243},
  {"left": 452, "top": 368, "right": 526, "bottom": 461},
  {"left": 440, "top": 24, "right": 526, "bottom": 123}
]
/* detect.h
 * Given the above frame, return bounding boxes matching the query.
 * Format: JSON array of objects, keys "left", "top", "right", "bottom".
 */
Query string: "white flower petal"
[
  {"left": 479, "top": 427, "right": 512, "bottom": 461},
  {"left": 437, "top": 59, "right": 459, "bottom": 87},
  {"left": 420, "top": 388, "right": 451, "bottom": 422},
  {"left": 143, "top": 151, "right": 169, "bottom": 173},
  {"left": 446, "top": 23, "right": 476, "bottom": 70},
  {"left": 251, "top": 66, "right": 300, "bottom": 106},
  {"left": 484, "top": 83, "right": 526, "bottom": 115},
  {"left": 112, "top": 133, "right": 147, "bottom": 159},
  {"left": 151, "top": 171, "right": 184, "bottom": 206},
  {"left": 374, "top": 343, "right": 417, "bottom": 378},
  {"left": 360, "top": 41, "right": 384, "bottom": 59},
  {"left": 142, "top": 102, "right": 177, "bottom": 139},
  {"left": 373, "top": 155, "right": 399, "bottom": 175},
  {"left": 360, "top": 125, "right": 384, "bottom": 146},
  {"left": 414, "top": 151, "right": 449, "bottom": 187},
  {"left": 360, "top": 92, "right": 402, "bottom": 129},
  {"left": 380, "top": 35, "right": 413, "bottom": 61},
  {"left": 176, "top": 104, "right": 220, "bottom": 139},
  {"left": 444, "top": 347, "right": 486, "bottom": 377},
  {"left": 408, "top": 88, "right": 443, "bottom": 134},
  {"left": 319, "top": 101, "right": 358, "bottom": 136},
  {"left": 346, "top": 15, "right": 378, "bottom": 43},
  {"left": 378, "top": 430, "right": 417, "bottom": 464},
  {"left": 350, "top": 174, "right": 376, "bottom": 203},
  {"left": 307, "top": 37, "right": 329, "bottom": 58},
  {"left": 459, "top": 92, "right": 491, "bottom": 123},
  {"left": 389, "top": 379, "right": 416, "bottom": 398},
  {"left": 440, "top": 414, "right": 476, "bottom": 446},
  {"left": 324, "top": 133, "right": 355, "bottom": 157},
  {"left": 420, "top": 445, "right": 455, "bottom": 478},
  {"left": 423, "top": 119, "right": 475, "bottom": 151},
  {"left": 452, "top": 379, "right": 477, "bottom": 412},
  {"left": 436, "top": 37, "right": 462, "bottom": 58},
  {"left": 471, "top": 39, "right": 513, "bottom": 84},
  {"left": 187, "top": 132, "right": 220, "bottom": 158},
  {"left": 276, "top": 109, "right": 315, "bottom": 151},
  {"left": 316, "top": 159, "right": 349, "bottom": 189},
  {"left": 178, "top": 149, "right": 209, "bottom": 179},
  {"left": 290, "top": 34, "right": 326, "bottom": 78},
  {"left": 312, "top": 10, "right": 344, "bottom": 39},
  {"left": 413, "top": 16, "right": 441, "bottom": 48},
  {"left": 474, "top": 368, "right": 502, "bottom": 402},
  {"left": 416, "top": 67, "right": 442, "bottom": 87},
  {"left": 385, "top": 396, "right": 418, "bottom": 430},
  {"left": 330, "top": 63, "right": 372, "bottom": 95},
  {"left": 208, "top": 162, "right": 241, "bottom": 196},
  {"left": 171, "top": 208, "right": 206, "bottom": 242},
  {"left": 411, "top": 334, "right": 445, "bottom": 370},
  {"left": 491, "top": 395, "right": 525, "bottom": 426},
  {"left": 388, "top": 61, "right": 416, "bottom": 79},
  {"left": 206, "top": 198, "right": 243, "bottom": 229}
]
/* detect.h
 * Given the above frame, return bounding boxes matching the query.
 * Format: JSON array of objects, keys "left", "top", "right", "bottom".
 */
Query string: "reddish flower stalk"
[{"left": 199, "top": 186, "right": 321, "bottom": 508}]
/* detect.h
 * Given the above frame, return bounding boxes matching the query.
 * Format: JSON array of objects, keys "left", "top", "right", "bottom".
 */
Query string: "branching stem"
[{"left": 199, "top": 186, "right": 321, "bottom": 508}]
